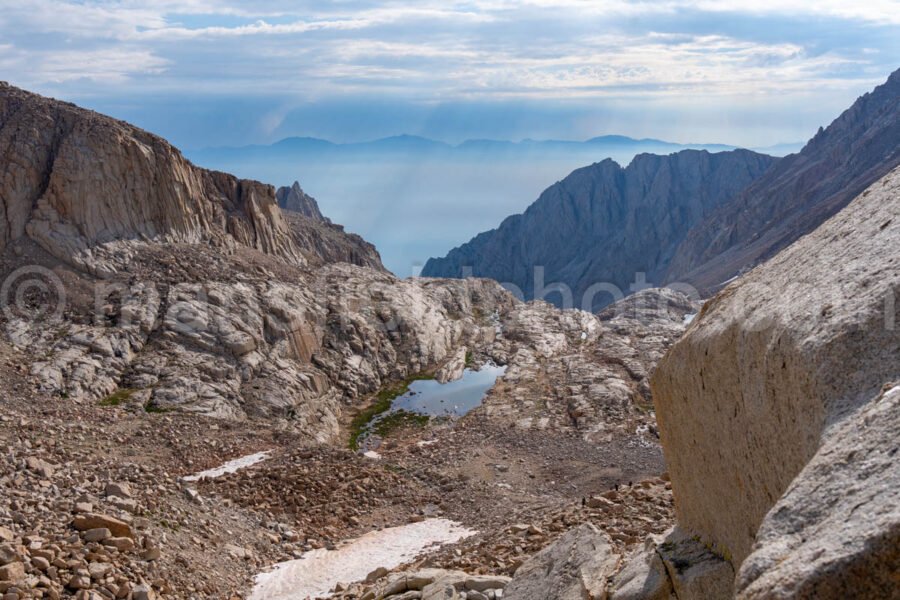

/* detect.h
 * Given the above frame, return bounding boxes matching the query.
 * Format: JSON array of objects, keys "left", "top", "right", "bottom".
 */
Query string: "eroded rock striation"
[
  {"left": 652, "top": 165, "right": 900, "bottom": 596},
  {"left": 0, "top": 82, "right": 305, "bottom": 273}
]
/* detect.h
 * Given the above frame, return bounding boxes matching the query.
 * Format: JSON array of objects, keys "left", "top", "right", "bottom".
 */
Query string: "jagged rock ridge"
[
  {"left": 665, "top": 67, "right": 900, "bottom": 291},
  {"left": 276, "top": 181, "right": 328, "bottom": 222},
  {"left": 0, "top": 82, "right": 303, "bottom": 272},
  {"left": 422, "top": 149, "right": 776, "bottom": 310}
]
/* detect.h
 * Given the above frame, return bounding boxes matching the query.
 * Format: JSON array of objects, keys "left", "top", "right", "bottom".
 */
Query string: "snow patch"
[
  {"left": 251, "top": 519, "right": 475, "bottom": 600},
  {"left": 183, "top": 451, "right": 271, "bottom": 482},
  {"left": 683, "top": 313, "right": 696, "bottom": 326}
]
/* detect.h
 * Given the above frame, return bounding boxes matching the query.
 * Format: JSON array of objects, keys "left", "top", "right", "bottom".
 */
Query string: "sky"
[{"left": 0, "top": 1, "right": 897, "bottom": 150}]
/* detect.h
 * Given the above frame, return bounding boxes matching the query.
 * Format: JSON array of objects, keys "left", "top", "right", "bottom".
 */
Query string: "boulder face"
[
  {"left": 0, "top": 82, "right": 301, "bottom": 268},
  {"left": 422, "top": 149, "right": 776, "bottom": 310},
  {"left": 651, "top": 166, "right": 900, "bottom": 589},
  {"left": 666, "top": 67, "right": 900, "bottom": 292},
  {"left": 737, "top": 384, "right": 900, "bottom": 599}
]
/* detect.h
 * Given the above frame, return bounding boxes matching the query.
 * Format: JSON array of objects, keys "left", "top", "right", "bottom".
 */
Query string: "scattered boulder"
[
  {"left": 105, "top": 482, "right": 133, "bottom": 499},
  {"left": 72, "top": 514, "right": 135, "bottom": 540},
  {"left": 82, "top": 528, "right": 111, "bottom": 543},
  {"left": 0, "top": 561, "right": 25, "bottom": 582},
  {"left": 609, "top": 535, "right": 673, "bottom": 600},
  {"left": 24, "top": 456, "right": 56, "bottom": 478},
  {"left": 504, "top": 523, "right": 620, "bottom": 600}
]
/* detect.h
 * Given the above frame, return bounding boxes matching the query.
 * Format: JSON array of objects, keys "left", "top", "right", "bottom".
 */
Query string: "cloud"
[
  {"left": 0, "top": 0, "right": 895, "bottom": 146},
  {"left": 36, "top": 49, "right": 170, "bottom": 83}
]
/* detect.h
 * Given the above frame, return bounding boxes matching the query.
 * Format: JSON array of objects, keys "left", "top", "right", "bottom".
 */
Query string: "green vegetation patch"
[
  {"left": 372, "top": 410, "right": 430, "bottom": 437},
  {"left": 348, "top": 373, "right": 433, "bottom": 450},
  {"left": 100, "top": 388, "right": 136, "bottom": 407},
  {"left": 143, "top": 401, "right": 171, "bottom": 414}
]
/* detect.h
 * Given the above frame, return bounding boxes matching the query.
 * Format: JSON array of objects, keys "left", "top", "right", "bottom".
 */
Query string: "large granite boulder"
[{"left": 651, "top": 165, "right": 900, "bottom": 595}]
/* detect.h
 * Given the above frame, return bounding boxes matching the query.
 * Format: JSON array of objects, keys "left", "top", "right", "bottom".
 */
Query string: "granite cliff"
[{"left": 423, "top": 149, "right": 775, "bottom": 310}]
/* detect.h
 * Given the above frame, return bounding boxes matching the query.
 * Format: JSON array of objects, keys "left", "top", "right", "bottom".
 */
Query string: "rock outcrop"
[
  {"left": 651, "top": 165, "right": 900, "bottom": 595},
  {"left": 665, "top": 67, "right": 900, "bottom": 292},
  {"left": 276, "top": 181, "right": 328, "bottom": 222},
  {"left": 0, "top": 83, "right": 307, "bottom": 272},
  {"left": 285, "top": 212, "right": 385, "bottom": 270},
  {"left": 422, "top": 149, "right": 775, "bottom": 310},
  {"left": 503, "top": 523, "right": 620, "bottom": 600},
  {"left": 6, "top": 242, "right": 512, "bottom": 438},
  {"left": 273, "top": 181, "right": 386, "bottom": 269}
]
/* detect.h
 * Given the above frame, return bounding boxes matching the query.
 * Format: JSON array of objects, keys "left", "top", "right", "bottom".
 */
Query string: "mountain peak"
[
  {"left": 276, "top": 181, "right": 328, "bottom": 223},
  {"left": 423, "top": 148, "right": 776, "bottom": 310}
]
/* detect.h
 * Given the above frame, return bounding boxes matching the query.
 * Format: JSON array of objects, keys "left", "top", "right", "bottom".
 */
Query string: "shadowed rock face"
[
  {"left": 285, "top": 211, "right": 385, "bottom": 271},
  {"left": 665, "top": 68, "right": 900, "bottom": 292},
  {"left": 422, "top": 149, "right": 776, "bottom": 311},
  {"left": 652, "top": 165, "right": 900, "bottom": 595},
  {"left": 276, "top": 181, "right": 328, "bottom": 222},
  {"left": 0, "top": 82, "right": 305, "bottom": 270}
]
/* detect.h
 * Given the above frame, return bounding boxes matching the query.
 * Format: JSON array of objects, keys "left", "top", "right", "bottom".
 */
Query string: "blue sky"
[{"left": 1, "top": 1, "right": 897, "bottom": 149}]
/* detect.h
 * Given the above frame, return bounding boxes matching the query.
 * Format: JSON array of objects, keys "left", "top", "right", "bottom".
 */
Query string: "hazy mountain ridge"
[
  {"left": 424, "top": 69, "right": 899, "bottom": 306},
  {"left": 191, "top": 134, "right": 792, "bottom": 161},
  {"left": 665, "top": 67, "right": 900, "bottom": 291},
  {"left": 422, "top": 148, "right": 777, "bottom": 310},
  {"left": 185, "top": 133, "right": 802, "bottom": 276}
]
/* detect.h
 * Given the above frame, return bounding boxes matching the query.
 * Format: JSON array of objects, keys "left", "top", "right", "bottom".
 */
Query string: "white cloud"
[
  {"left": 0, "top": 0, "right": 893, "bottom": 103},
  {"left": 12, "top": 48, "right": 170, "bottom": 84}
]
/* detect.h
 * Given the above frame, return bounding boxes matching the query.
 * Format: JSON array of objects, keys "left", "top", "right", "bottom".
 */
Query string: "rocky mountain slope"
[
  {"left": 652, "top": 165, "right": 900, "bottom": 597},
  {"left": 284, "top": 212, "right": 385, "bottom": 270},
  {"left": 0, "top": 83, "right": 382, "bottom": 277},
  {"left": 0, "top": 85, "right": 703, "bottom": 599},
  {"left": 275, "top": 182, "right": 384, "bottom": 270},
  {"left": 422, "top": 149, "right": 775, "bottom": 310},
  {"left": 665, "top": 68, "right": 900, "bottom": 292},
  {"left": 425, "top": 69, "right": 900, "bottom": 307}
]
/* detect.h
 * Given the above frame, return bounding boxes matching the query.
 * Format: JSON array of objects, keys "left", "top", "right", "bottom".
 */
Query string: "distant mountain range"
[
  {"left": 185, "top": 133, "right": 802, "bottom": 277},
  {"left": 423, "top": 68, "right": 900, "bottom": 309},
  {"left": 191, "top": 134, "right": 799, "bottom": 162}
]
